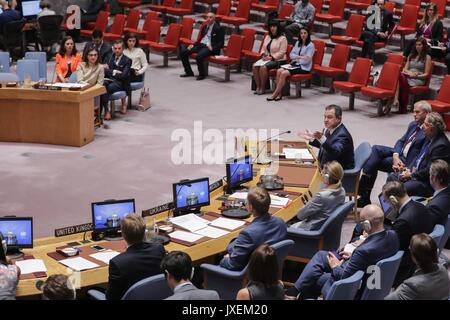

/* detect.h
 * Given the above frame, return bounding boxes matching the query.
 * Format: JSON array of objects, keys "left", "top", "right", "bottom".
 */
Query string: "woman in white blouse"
[
  {"left": 268, "top": 27, "right": 315, "bottom": 101},
  {"left": 122, "top": 33, "right": 148, "bottom": 112}
]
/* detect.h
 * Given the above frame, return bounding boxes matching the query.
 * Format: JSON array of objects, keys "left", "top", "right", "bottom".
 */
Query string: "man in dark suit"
[
  {"left": 179, "top": 12, "right": 224, "bottom": 80},
  {"left": 287, "top": 204, "right": 399, "bottom": 299},
  {"left": 0, "top": 0, "right": 21, "bottom": 34},
  {"left": 106, "top": 214, "right": 166, "bottom": 300},
  {"left": 219, "top": 187, "right": 287, "bottom": 271},
  {"left": 360, "top": 0, "right": 394, "bottom": 59},
  {"left": 81, "top": 0, "right": 105, "bottom": 25},
  {"left": 393, "top": 112, "right": 450, "bottom": 197},
  {"left": 427, "top": 159, "right": 450, "bottom": 226},
  {"left": 82, "top": 29, "right": 111, "bottom": 63},
  {"left": 299, "top": 105, "right": 355, "bottom": 170},
  {"left": 382, "top": 181, "right": 434, "bottom": 287},
  {"left": 358, "top": 101, "right": 430, "bottom": 207},
  {"left": 162, "top": 251, "right": 220, "bottom": 300},
  {"left": 101, "top": 39, "right": 132, "bottom": 120}
]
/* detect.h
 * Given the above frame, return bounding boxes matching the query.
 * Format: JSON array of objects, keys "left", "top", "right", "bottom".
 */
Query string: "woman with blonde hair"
[{"left": 290, "top": 161, "right": 346, "bottom": 230}]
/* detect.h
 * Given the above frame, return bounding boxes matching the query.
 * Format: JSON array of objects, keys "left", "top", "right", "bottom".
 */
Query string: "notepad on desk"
[
  {"left": 282, "top": 148, "right": 314, "bottom": 160},
  {"left": 15, "top": 259, "right": 47, "bottom": 274},
  {"left": 229, "top": 192, "right": 248, "bottom": 200},
  {"left": 169, "top": 230, "right": 204, "bottom": 243},
  {"left": 194, "top": 226, "right": 230, "bottom": 239},
  {"left": 170, "top": 213, "right": 211, "bottom": 233},
  {"left": 89, "top": 250, "right": 120, "bottom": 265},
  {"left": 59, "top": 257, "right": 100, "bottom": 271},
  {"left": 209, "top": 217, "right": 246, "bottom": 231},
  {"left": 270, "top": 194, "right": 290, "bottom": 207}
]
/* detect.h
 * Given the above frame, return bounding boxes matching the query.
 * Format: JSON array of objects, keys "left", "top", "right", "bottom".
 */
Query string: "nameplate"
[
  {"left": 55, "top": 223, "right": 93, "bottom": 237},
  {"left": 142, "top": 202, "right": 175, "bottom": 218},
  {"left": 33, "top": 84, "right": 62, "bottom": 91}
]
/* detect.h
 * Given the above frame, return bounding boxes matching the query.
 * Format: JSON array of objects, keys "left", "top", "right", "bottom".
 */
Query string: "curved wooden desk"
[
  {"left": 0, "top": 85, "right": 105, "bottom": 147},
  {"left": 15, "top": 143, "right": 322, "bottom": 297}
]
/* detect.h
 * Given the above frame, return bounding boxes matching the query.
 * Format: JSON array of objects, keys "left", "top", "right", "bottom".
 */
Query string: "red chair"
[
  {"left": 242, "top": 33, "right": 268, "bottom": 62},
  {"left": 394, "top": 4, "right": 419, "bottom": 49},
  {"left": 123, "top": 9, "right": 141, "bottom": 33},
  {"left": 310, "top": 0, "right": 323, "bottom": 14},
  {"left": 425, "top": 75, "right": 450, "bottom": 130},
  {"left": 278, "top": 3, "right": 294, "bottom": 19},
  {"left": 103, "top": 14, "right": 127, "bottom": 41},
  {"left": 386, "top": 53, "right": 406, "bottom": 66},
  {"left": 215, "top": 0, "right": 232, "bottom": 21},
  {"left": 196, "top": 0, "right": 220, "bottom": 12},
  {"left": 315, "top": 0, "right": 346, "bottom": 36},
  {"left": 345, "top": 0, "right": 372, "bottom": 11},
  {"left": 80, "top": 11, "right": 109, "bottom": 37},
  {"left": 418, "top": 0, "right": 446, "bottom": 18},
  {"left": 179, "top": 17, "right": 195, "bottom": 46},
  {"left": 408, "top": 62, "right": 434, "bottom": 110},
  {"left": 251, "top": 0, "right": 280, "bottom": 23},
  {"left": 118, "top": 0, "right": 141, "bottom": 11},
  {"left": 312, "top": 39, "right": 326, "bottom": 69},
  {"left": 148, "top": 0, "right": 176, "bottom": 13},
  {"left": 84, "top": 4, "right": 110, "bottom": 29},
  {"left": 149, "top": 23, "right": 183, "bottom": 66},
  {"left": 208, "top": 34, "right": 244, "bottom": 81},
  {"left": 394, "top": 0, "right": 420, "bottom": 16},
  {"left": 140, "top": 20, "right": 162, "bottom": 60},
  {"left": 314, "top": 43, "right": 350, "bottom": 92},
  {"left": 333, "top": 57, "right": 373, "bottom": 110},
  {"left": 133, "top": 12, "right": 160, "bottom": 37},
  {"left": 384, "top": 1, "right": 395, "bottom": 12},
  {"left": 360, "top": 62, "right": 402, "bottom": 116},
  {"left": 330, "top": 14, "right": 365, "bottom": 45},
  {"left": 221, "top": 0, "right": 251, "bottom": 33},
  {"left": 239, "top": 28, "right": 256, "bottom": 54},
  {"left": 165, "top": 0, "right": 194, "bottom": 19}
]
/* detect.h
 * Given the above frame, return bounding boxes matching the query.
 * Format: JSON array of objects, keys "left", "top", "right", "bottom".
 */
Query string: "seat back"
[
  {"left": 271, "top": 240, "right": 295, "bottom": 272},
  {"left": 241, "top": 28, "right": 256, "bottom": 52},
  {"left": 146, "top": 20, "right": 162, "bottom": 42},
  {"left": 431, "top": 0, "right": 446, "bottom": 18},
  {"left": 438, "top": 214, "right": 450, "bottom": 254},
  {"left": 2, "top": 20, "right": 24, "bottom": 48},
  {"left": 226, "top": 34, "right": 244, "bottom": 59},
  {"left": 384, "top": 1, "right": 396, "bottom": 12},
  {"left": 16, "top": 59, "right": 40, "bottom": 81},
  {"left": 180, "top": 0, "right": 194, "bottom": 10},
  {"left": 217, "top": 0, "right": 232, "bottom": 16},
  {"left": 360, "top": 251, "right": 404, "bottom": 300},
  {"left": 0, "top": 52, "right": 10, "bottom": 72},
  {"left": 348, "top": 58, "right": 372, "bottom": 86},
  {"left": 235, "top": 0, "right": 252, "bottom": 20},
  {"left": 125, "top": 9, "right": 141, "bottom": 30},
  {"left": 310, "top": 0, "right": 323, "bottom": 14},
  {"left": 163, "top": 0, "right": 177, "bottom": 6},
  {"left": 278, "top": 3, "right": 294, "bottom": 18},
  {"left": 386, "top": 53, "right": 405, "bottom": 66},
  {"left": 25, "top": 52, "right": 47, "bottom": 81},
  {"left": 342, "top": 142, "right": 372, "bottom": 193},
  {"left": 266, "top": 0, "right": 280, "bottom": 7},
  {"left": 399, "top": 4, "right": 419, "bottom": 29},
  {"left": 142, "top": 12, "right": 158, "bottom": 32},
  {"left": 110, "top": 14, "right": 127, "bottom": 35},
  {"left": 164, "top": 23, "right": 183, "bottom": 46},
  {"left": 436, "top": 75, "right": 450, "bottom": 103},
  {"left": 121, "top": 273, "right": 172, "bottom": 300},
  {"left": 345, "top": 14, "right": 365, "bottom": 39},
  {"left": 180, "top": 17, "right": 194, "bottom": 39},
  {"left": 375, "top": 62, "right": 401, "bottom": 91},
  {"left": 68, "top": 72, "right": 77, "bottom": 83},
  {"left": 37, "top": 15, "right": 63, "bottom": 46},
  {"left": 328, "top": 0, "right": 346, "bottom": 17},
  {"left": 94, "top": 11, "right": 109, "bottom": 32},
  {"left": 0, "top": 72, "right": 19, "bottom": 81},
  {"left": 325, "top": 270, "right": 364, "bottom": 300},
  {"left": 429, "top": 224, "right": 445, "bottom": 247},
  {"left": 329, "top": 44, "right": 350, "bottom": 70},
  {"left": 312, "top": 39, "right": 325, "bottom": 66},
  {"left": 285, "top": 44, "right": 293, "bottom": 63}
]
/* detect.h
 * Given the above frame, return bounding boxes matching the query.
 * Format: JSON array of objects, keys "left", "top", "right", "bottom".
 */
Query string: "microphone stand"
[{"left": 254, "top": 130, "right": 291, "bottom": 164}]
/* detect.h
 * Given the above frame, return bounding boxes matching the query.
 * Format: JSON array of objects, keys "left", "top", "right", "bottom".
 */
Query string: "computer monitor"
[
  {"left": 0, "top": 217, "right": 33, "bottom": 258},
  {"left": 225, "top": 155, "right": 253, "bottom": 194},
  {"left": 378, "top": 193, "right": 396, "bottom": 222},
  {"left": 91, "top": 199, "right": 135, "bottom": 239},
  {"left": 173, "top": 177, "right": 210, "bottom": 215},
  {"left": 21, "top": 0, "right": 41, "bottom": 17}
]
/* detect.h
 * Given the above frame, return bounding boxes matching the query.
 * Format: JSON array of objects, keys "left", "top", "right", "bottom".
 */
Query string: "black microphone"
[{"left": 255, "top": 130, "right": 292, "bottom": 164}]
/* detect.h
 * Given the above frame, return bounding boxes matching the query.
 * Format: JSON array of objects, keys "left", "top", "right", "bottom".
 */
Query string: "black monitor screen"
[
  {"left": 378, "top": 193, "right": 392, "bottom": 215},
  {"left": 91, "top": 199, "right": 135, "bottom": 231},
  {"left": 0, "top": 217, "right": 33, "bottom": 249},
  {"left": 226, "top": 155, "right": 253, "bottom": 188},
  {"left": 21, "top": 0, "right": 41, "bottom": 17},
  {"left": 173, "top": 178, "right": 210, "bottom": 211}
]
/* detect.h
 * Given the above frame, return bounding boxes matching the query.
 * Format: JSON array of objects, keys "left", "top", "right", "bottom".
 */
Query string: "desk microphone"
[
  {"left": 50, "top": 63, "right": 57, "bottom": 83},
  {"left": 255, "top": 130, "right": 291, "bottom": 164}
]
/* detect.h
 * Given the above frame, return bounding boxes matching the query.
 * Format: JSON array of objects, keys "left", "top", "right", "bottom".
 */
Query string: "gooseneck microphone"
[{"left": 255, "top": 130, "right": 292, "bottom": 163}]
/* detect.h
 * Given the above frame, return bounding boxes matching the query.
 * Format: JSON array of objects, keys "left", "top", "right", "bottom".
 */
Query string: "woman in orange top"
[{"left": 55, "top": 36, "right": 82, "bottom": 83}]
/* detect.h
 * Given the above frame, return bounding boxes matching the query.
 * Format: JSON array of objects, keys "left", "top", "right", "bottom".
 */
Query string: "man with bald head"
[{"left": 287, "top": 204, "right": 399, "bottom": 299}]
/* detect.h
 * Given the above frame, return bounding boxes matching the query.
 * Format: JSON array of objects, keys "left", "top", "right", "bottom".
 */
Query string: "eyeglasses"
[{"left": 88, "top": 54, "right": 98, "bottom": 56}]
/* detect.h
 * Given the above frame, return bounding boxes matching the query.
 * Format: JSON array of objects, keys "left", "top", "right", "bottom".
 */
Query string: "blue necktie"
[{"left": 413, "top": 140, "right": 431, "bottom": 171}]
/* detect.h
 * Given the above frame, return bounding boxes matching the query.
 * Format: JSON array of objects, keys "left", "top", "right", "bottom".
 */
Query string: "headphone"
[
  {"left": 361, "top": 219, "right": 372, "bottom": 233},
  {"left": 323, "top": 172, "right": 330, "bottom": 184},
  {"left": 0, "top": 232, "right": 6, "bottom": 255},
  {"left": 389, "top": 195, "right": 399, "bottom": 207}
]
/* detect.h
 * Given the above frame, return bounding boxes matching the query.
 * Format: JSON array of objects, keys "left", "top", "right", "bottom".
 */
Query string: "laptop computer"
[{"left": 378, "top": 193, "right": 397, "bottom": 222}]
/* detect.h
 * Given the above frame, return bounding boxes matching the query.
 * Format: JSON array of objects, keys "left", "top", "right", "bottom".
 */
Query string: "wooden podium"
[{"left": 0, "top": 85, "right": 106, "bottom": 147}]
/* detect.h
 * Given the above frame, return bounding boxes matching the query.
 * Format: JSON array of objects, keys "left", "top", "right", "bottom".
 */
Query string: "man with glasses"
[{"left": 83, "top": 29, "right": 112, "bottom": 63}]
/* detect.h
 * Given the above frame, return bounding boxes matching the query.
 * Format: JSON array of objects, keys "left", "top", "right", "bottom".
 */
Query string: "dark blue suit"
[
  {"left": 293, "top": 230, "right": 399, "bottom": 299},
  {"left": 310, "top": 124, "right": 355, "bottom": 170},
  {"left": 219, "top": 213, "right": 287, "bottom": 271},
  {"left": 0, "top": 9, "right": 21, "bottom": 33},
  {"left": 427, "top": 187, "right": 450, "bottom": 226}
]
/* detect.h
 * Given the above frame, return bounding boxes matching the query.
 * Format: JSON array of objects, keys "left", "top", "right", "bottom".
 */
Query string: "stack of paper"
[
  {"left": 15, "top": 259, "right": 47, "bottom": 274},
  {"left": 194, "top": 226, "right": 230, "bottom": 239},
  {"left": 270, "top": 194, "right": 290, "bottom": 207},
  {"left": 89, "top": 251, "right": 121, "bottom": 265},
  {"left": 282, "top": 148, "right": 314, "bottom": 160},
  {"left": 210, "top": 217, "right": 246, "bottom": 231},
  {"left": 343, "top": 243, "right": 357, "bottom": 254},
  {"left": 254, "top": 59, "right": 269, "bottom": 67},
  {"left": 169, "top": 230, "right": 204, "bottom": 243},
  {"left": 170, "top": 213, "right": 210, "bottom": 232},
  {"left": 59, "top": 257, "right": 100, "bottom": 271},
  {"left": 229, "top": 192, "right": 248, "bottom": 200}
]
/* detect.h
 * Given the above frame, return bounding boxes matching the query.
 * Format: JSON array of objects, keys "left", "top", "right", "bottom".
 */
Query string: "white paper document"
[
  {"left": 229, "top": 192, "right": 248, "bottom": 200},
  {"left": 170, "top": 213, "right": 211, "bottom": 232},
  {"left": 343, "top": 243, "right": 357, "bottom": 254},
  {"left": 169, "top": 230, "right": 204, "bottom": 243},
  {"left": 194, "top": 226, "right": 230, "bottom": 239},
  {"left": 253, "top": 58, "right": 269, "bottom": 67},
  {"left": 270, "top": 194, "right": 290, "bottom": 207},
  {"left": 15, "top": 259, "right": 47, "bottom": 274},
  {"left": 282, "top": 148, "right": 314, "bottom": 160},
  {"left": 59, "top": 257, "right": 100, "bottom": 271},
  {"left": 89, "top": 250, "right": 121, "bottom": 265},
  {"left": 209, "top": 217, "right": 246, "bottom": 231},
  {"left": 280, "top": 63, "right": 301, "bottom": 70}
]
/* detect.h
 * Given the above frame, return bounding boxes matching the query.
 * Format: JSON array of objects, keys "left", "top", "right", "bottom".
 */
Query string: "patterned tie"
[
  {"left": 413, "top": 140, "right": 431, "bottom": 172},
  {"left": 400, "top": 126, "right": 420, "bottom": 155}
]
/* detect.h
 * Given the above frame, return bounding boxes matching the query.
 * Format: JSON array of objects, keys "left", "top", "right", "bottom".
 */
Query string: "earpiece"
[
  {"left": 190, "top": 267, "right": 195, "bottom": 280},
  {"left": 322, "top": 172, "right": 330, "bottom": 184},
  {"left": 389, "top": 195, "right": 398, "bottom": 206},
  {"left": 361, "top": 219, "right": 372, "bottom": 233}
]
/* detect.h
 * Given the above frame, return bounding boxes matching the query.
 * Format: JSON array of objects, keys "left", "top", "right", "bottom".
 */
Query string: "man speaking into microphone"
[{"left": 298, "top": 105, "right": 355, "bottom": 170}]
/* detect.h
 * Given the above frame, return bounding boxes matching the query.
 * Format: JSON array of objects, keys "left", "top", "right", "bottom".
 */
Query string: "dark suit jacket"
[
  {"left": 393, "top": 121, "right": 426, "bottom": 167},
  {"left": 104, "top": 53, "right": 132, "bottom": 90},
  {"left": 364, "top": 9, "right": 394, "bottom": 34},
  {"left": 411, "top": 132, "right": 450, "bottom": 185},
  {"left": 310, "top": 124, "right": 355, "bottom": 170},
  {"left": 106, "top": 242, "right": 166, "bottom": 300},
  {"left": 83, "top": 41, "right": 112, "bottom": 63},
  {"left": 195, "top": 22, "right": 225, "bottom": 55},
  {"left": 86, "top": 0, "right": 105, "bottom": 15},
  {"left": 427, "top": 187, "right": 450, "bottom": 226},
  {"left": 219, "top": 213, "right": 287, "bottom": 271},
  {"left": 391, "top": 200, "right": 434, "bottom": 282}
]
